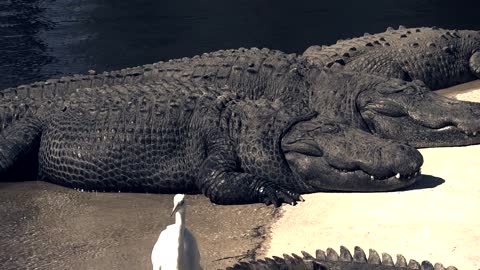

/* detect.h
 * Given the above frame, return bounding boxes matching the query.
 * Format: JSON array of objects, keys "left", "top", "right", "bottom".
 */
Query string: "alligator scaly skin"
[
  {"left": 226, "top": 246, "right": 457, "bottom": 270},
  {"left": 304, "top": 26, "right": 480, "bottom": 90},
  {"left": 1, "top": 78, "right": 318, "bottom": 206}
]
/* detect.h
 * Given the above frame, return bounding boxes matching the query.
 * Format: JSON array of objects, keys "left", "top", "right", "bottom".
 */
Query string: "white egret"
[{"left": 151, "top": 194, "right": 202, "bottom": 270}]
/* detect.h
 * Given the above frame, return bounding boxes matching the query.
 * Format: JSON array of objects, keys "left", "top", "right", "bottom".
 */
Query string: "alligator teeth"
[
  {"left": 370, "top": 175, "right": 374, "bottom": 180},
  {"left": 395, "top": 173, "right": 401, "bottom": 179},
  {"left": 436, "top": 126, "right": 454, "bottom": 132},
  {"left": 473, "top": 131, "right": 477, "bottom": 136}
]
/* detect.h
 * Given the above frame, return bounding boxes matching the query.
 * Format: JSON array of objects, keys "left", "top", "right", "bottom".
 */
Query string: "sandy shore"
[
  {"left": 0, "top": 182, "right": 277, "bottom": 270},
  {"left": 265, "top": 80, "right": 480, "bottom": 269}
]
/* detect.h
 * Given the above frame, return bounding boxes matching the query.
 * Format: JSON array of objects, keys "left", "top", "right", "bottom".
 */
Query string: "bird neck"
[{"left": 175, "top": 208, "right": 185, "bottom": 228}]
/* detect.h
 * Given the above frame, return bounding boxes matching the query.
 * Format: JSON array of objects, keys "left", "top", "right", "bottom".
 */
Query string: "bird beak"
[{"left": 170, "top": 203, "right": 180, "bottom": 217}]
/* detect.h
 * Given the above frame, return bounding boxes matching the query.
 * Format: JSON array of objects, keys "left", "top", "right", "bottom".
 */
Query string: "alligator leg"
[
  {"left": 197, "top": 156, "right": 302, "bottom": 207},
  {"left": 196, "top": 132, "right": 302, "bottom": 207},
  {"left": 0, "top": 118, "right": 42, "bottom": 179}
]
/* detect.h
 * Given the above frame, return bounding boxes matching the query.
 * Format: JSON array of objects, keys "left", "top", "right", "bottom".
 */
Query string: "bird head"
[{"left": 171, "top": 194, "right": 186, "bottom": 216}]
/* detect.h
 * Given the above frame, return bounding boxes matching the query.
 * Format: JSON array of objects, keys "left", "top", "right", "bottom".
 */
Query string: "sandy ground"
[
  {"left": 0, "top": 182, "right": 277, "bottom": 270},
  {"left": 265, "top": 80, "right": 480, "bottom": 270}
]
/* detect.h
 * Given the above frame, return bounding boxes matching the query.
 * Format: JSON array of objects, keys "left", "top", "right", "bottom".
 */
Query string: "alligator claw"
[{"left": 259, "top": 184, "right": 302, "bottom": 207}]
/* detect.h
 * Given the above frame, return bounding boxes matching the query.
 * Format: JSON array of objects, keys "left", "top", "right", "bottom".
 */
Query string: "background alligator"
[
  {"left": 0, "top": 79, "right": 423, "bottom": 206},
  {"left": 303, "top": 26, "right": 480, "bottom": 90},
  {"left": 226, "top": 246, "right": 457, "bottom": 270},
  {"left": 2, "top": 47, "right": 480, "bottom": 148}
]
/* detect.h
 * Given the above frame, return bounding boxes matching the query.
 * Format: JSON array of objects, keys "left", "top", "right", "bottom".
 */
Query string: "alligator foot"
[{"left": 256, "top": 182, "right": 304, "bottom": 207}]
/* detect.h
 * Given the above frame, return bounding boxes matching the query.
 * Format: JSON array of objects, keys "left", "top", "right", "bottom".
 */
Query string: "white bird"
[{"left": 151, "top": 194, "right": 202, "bottom": 270}]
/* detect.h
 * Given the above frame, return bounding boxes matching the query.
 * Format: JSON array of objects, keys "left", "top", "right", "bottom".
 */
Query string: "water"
[{"left": 1, "top": 0, "right": 479, "bottom": 89}]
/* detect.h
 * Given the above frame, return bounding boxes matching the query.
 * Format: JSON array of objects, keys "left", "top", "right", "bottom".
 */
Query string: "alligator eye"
[
  {"left": 378, "top": 86, "right": 407, "bottom": 94},
  {"left": 309, "top": 123, "right": 340, "bottom": 134},
  {"left": 365, "top": 102, "right": 407, "bottom": 117}
]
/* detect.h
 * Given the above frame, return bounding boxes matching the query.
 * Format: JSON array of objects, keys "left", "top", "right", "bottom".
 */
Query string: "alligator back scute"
[
  {"left": 1, "top": 48, "right": 312, "bottom": 120},
  {"left": 225, "top": 246, "right": 457, "bottom": 270}
]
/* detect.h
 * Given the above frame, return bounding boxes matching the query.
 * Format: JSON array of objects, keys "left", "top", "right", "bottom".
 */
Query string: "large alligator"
[
  {"left": 2, "top": 47, "right": 480, "bottom": 148},
  {"left": 304, "top": 26, "right": 480, "bottom": 90},
  {"left": 226, "top": 246, "right": 457, "bottom": 270},
  {"left": 0, "top": 79, "right": 423, "bottom": 206}
]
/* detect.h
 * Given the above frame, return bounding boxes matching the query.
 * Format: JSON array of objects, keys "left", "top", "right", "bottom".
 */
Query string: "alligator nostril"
[{"left": 390, "top": 144, "right": 423, "bottom": 176}]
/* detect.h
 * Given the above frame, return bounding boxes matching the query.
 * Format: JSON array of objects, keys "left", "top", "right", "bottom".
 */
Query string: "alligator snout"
[
  {"left": 358, "top": 80, "right": 480, "bottom": 148},
  {"left": 359, "top": 143, "right": 423, "bottom": 180},
  {"left": 282, "top": 118, "right": 423, "bottom": 192}
]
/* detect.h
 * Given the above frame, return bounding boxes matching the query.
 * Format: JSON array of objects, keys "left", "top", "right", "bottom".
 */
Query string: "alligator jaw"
[
  {"left": 281, "top": 117, "right": 423, "bottom": 192},
  {"left": 362, "top": 112, "right": 480, "bottom": 148},
  {"left": 284, "top": 151, "right": 421, "bottom": 192}
]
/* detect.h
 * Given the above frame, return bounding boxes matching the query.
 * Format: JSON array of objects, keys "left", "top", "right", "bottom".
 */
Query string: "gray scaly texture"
[
  {"left": 304, "top": 26, "right": 480, "bottom": 90},
  {"left": 0, "top": 77, "right": 425, "bottom": 199},
  {"left": 226, "top": 246, "right": 457, "bottom": 270},
  {"left": 2, "top": 47, "right": 480, "bottom": 149},
  {"left": 1, "top": 79, "right": 318, "bottom": 206}
]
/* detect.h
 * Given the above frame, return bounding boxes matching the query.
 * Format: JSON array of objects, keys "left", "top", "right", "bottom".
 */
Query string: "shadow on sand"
[
  {"left": 319, "top": 174, "right": 445, "bottom": 194},
  {"left": 397, "top": 174, "right": 445, "bottom": 191}
]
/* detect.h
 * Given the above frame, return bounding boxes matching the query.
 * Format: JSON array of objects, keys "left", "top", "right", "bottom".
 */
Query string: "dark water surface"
[{"left": 1, "top": 0, "right": 480, "bottom": 89}]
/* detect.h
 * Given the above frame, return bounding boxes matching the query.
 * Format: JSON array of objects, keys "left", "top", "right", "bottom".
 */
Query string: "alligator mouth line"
[
  {"left": 330, "top": 164, "right": 422, "bottom": 182},
  {"left": 429, "top": 124, "right": 478, "bottom": 136},
  {"left": 282, "top": 139, "right": 421, "bottom": 183},
  {"left": 365, "top": 108, "right": 480, "bottom": 137}
]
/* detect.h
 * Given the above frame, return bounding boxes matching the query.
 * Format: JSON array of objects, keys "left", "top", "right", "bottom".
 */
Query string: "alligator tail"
[{"left": 226, "top": 246, "right": 456, "bottom": 270}]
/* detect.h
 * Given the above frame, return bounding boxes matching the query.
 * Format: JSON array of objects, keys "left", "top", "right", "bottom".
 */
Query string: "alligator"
[
  {"left": 303, "top": 26, "right": 480, "bottom": 90},
  {"left": 2, "top": 47, "right": 480, "bottom": 148},
  {"left": 226, "top": 246, "right": 457, "bottom": 270},
  {"left": 0, "top": 79, "right": 424, "bottom": 205}
]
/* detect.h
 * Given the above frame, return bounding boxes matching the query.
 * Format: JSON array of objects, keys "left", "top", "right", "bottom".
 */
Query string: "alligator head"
[
  {"left": 309, "top": 71, "right": 480, "bottom": 148},
  {"left": 356, "top": 78, "right": 480, "bottom": 148},
  {"left": 281, "top": 116, "right": 423, "bottom": 192}
]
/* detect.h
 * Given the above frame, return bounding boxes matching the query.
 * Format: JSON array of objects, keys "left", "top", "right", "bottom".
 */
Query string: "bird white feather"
[{"left": 151, "top": 194, "right": 202, "bottom": 270}]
